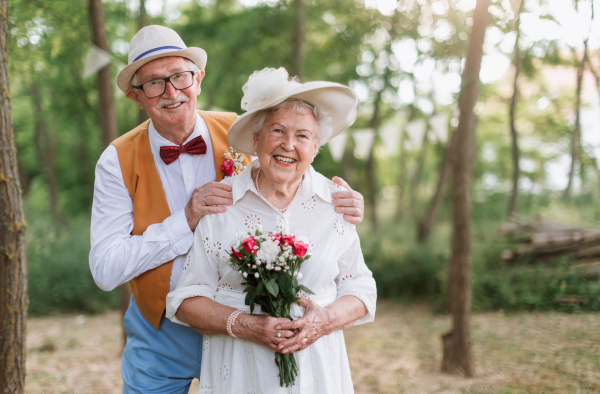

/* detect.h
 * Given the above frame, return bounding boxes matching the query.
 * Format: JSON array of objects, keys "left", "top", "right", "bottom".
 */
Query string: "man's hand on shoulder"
[
  {"left": 185, "top": 182, "right": 233, "bottom": 231},
  {"left": 331, "top": 176, "right": 364, "bottom": 225}
]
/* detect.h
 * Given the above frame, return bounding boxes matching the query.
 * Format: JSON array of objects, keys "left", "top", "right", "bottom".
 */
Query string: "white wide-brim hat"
[
  {"left": 228, "top": 68, "right": 360, "bottom": 156},
  {"left": 116, "top": 25, "right": 207, "bottom": 93}
]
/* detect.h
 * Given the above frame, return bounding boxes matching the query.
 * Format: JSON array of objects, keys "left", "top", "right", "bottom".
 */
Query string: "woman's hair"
[
  {"left": 130, "top": 58, "right": 200, "bottom": 87},
  {"left": 250, "top": 98, "right": 333, "bottom": 148}
]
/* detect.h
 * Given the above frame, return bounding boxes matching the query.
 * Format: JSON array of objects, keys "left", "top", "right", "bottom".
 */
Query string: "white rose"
[{"left": 256, "top": 238, "right": 280, "bottom": 264}]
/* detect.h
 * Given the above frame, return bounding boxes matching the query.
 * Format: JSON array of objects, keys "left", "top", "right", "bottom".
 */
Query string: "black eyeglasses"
[{"left": 131, "top": 71, "right": 197, "bottom": 98}]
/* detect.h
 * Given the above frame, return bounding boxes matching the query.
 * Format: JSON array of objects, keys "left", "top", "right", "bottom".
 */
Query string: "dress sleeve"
[
  {"left": 166, "top": 215, "right": 221, "bottom": 326},
  {"left": 335, "top": 224, "right": 377, "bottom": 326}
]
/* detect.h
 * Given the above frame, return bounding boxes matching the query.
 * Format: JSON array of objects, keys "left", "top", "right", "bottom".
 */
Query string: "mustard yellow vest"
[{"left": 112, "top": 110, "right": 249, "bottom": 329}]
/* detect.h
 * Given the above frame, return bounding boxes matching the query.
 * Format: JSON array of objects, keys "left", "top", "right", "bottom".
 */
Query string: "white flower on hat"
[{"left": 241, "top": 67, "right": 301, "bottom": 112}]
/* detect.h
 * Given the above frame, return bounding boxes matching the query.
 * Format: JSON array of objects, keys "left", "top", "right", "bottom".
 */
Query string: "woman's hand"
[
  {"left": 236, "top": 313, "right": 295, "bottom": 353},
  {"left": 273, "top": 298, "right": 336, "bottom": 354}
]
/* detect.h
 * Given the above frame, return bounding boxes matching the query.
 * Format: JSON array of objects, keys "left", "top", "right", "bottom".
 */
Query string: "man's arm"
[
  {"left": 89, "top": 146, "right": 195, "bottom": 291},
  {"left": 331, "top": 176, "right": 364, "bottom": 225}
]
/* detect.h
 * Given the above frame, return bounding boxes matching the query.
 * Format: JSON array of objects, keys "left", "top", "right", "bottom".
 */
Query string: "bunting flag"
[
  {"left": 404, "top": 119, "right": 426, "bottom": 150},
  {"left": 429, "top": 113, "right": 449, "bottom": 144},
  {"left": 379, "top": 124, "right": 402, "bottom": 155},
  {"left": 353, "top": 129, "right": 376, "bottom": 159},
  {"left": 82, "top": 45, "right": 113, "bottom": 79},
  {"left": 327, "top": 132, "right": 348, "bottom": 162}
]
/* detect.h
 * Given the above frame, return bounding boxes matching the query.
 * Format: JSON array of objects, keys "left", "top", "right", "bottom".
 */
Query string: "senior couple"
[{"left": 90, "top": 25, "right": 376, "bottom": 393}]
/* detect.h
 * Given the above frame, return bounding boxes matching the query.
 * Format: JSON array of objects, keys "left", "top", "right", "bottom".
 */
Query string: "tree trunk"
[
  {"left": 408, "top": 122, "right": 430, "bottom": 212},
  {"left": 366, "top": 92, "right": 382, "bottom": 232},
  {"left": 341, "top": 138, "right": 355, "bottom": 185},
  {"left": 564, "top": 44, "right": 588, "bottom": 199},
  {"left": 89, "top": 0, "right": 118, "bottom": 147},
  {"left": 395, "top": 101, "right": 417, "bottom": 220},
  {"left": 89, "top": 0, "right": 130, "bottom": 347},
  {"left": 508, "top": 1, "right": 523, "bottom": 217},
  {"left": 0, "top": 0, "right": 28, "bottom": 390},
  {"left": 293, "top": 0, "right": 305, "bottom": 79},
  {"left": 394, "top": 127, "right": 407, "bottom": 220},
  {"left": 441, "top": 0, "right": 490, "bottom": 377},
  {"left": 30, "top": 82, "right": 59, "bottom": 220},
  {"left": 417, "top": 127, "right": 456, "bottom": 243},
  {"left": 137, "top": 0, "right": 148, "bottom": 126}
]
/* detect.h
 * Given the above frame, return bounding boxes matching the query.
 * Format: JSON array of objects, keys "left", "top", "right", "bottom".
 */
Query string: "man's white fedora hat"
[
  {"left": 116, "top": 25, "right": 207, "bottom": 93},
  {"left": 228, "top": 68, "right": 360, "bottom": 156}
]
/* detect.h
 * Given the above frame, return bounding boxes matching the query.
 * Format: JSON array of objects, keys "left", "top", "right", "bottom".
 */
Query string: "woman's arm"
[
  {"left": 273, "top": 296, "right": 367, "bottom": 354},
  {"left": 176, "top": 296, "right": 295, "bottom": 353}
]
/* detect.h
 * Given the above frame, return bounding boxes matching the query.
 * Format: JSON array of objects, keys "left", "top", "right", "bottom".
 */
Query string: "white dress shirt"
[
  {"left": 165, "top": 160, "right": 376, "bottom": 392},
  {"left": 89, "top": 113, "right": 217, "bottom": 292}
]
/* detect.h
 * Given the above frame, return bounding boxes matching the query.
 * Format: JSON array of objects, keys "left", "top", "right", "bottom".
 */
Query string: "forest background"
[{"left": 9, "top": 0, "right": 600, "bottom": 325}]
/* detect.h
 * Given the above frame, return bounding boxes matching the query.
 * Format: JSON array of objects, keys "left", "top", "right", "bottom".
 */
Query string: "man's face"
[{"left": 126, "top": 56, "right": 205, "bottom": 135}]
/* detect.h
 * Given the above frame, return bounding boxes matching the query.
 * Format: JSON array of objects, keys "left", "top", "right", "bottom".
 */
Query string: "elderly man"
[{"left": 89, "top": 25, "right": 365, "bottom": 393}]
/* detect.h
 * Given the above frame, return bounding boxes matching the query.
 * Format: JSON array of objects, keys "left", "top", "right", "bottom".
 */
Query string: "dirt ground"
[{"left": 25, "top": 301, "right": 600, "bottom": 393}]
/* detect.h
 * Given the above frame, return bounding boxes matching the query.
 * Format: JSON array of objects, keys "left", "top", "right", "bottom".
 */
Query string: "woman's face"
[{"left": 253, "top": 108, "right": 319, "bottom": 186}]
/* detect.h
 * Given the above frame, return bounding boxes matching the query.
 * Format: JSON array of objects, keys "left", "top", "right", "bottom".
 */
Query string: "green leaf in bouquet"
[
  {"left": 245, "top": 291, "right": 256, "bottom": 312},
  {"left": 256, "top": 280, "right": 264, "bottom": 296},
  {"left": 278, "top": 273, "right": 292, "bottom": 294},
  {"left": 283, "top": 292, "right": 296, "bottom": 304},
  {"left": 266, "top": 277, "right": 279, "bottom": 297},
  {"left": 297, "top": 284, "right": 315, "bottom": 295},
  {"left": 292, "top": 276, "right": 298, "bottom": 288}
]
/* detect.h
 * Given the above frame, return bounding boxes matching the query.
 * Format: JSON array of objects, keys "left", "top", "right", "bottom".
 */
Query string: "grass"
[{"left": 25, "top": 301, "right": 600, "bottom": 393}]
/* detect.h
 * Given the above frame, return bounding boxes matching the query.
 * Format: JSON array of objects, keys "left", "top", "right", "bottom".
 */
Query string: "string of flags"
[{"left": 327, "top": 113, "right": 449, "bottom": 162}]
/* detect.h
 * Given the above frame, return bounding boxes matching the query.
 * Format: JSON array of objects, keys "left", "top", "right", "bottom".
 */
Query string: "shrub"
[{"left": 26, "top": 211, "right": 119, "bottom": 315}]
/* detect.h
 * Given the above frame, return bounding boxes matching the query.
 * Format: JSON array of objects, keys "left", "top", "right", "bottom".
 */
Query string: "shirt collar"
[
  {"left": 230, "top": 160, "right": 332, "bottom": 205},
  {"left": 148, "top": 113, "right": 206, "bottom": 156}
]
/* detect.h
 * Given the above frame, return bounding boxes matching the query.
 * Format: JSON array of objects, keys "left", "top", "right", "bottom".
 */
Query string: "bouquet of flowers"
[
  {"left": 221, "top": 146, "right": 246, "bottom": 179},
  {"left": 226, "top": 226, "right": 314, "bottom": 387}
]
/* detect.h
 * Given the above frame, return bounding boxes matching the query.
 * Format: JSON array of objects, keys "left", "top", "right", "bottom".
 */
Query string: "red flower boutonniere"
[{"left": 221, "top": 147, "right": 246, "bottom": 179}]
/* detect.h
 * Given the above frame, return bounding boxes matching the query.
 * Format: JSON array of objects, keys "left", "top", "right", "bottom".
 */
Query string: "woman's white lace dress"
[{"left": 166, "top": 161, "right": 377, "bottom": 393}]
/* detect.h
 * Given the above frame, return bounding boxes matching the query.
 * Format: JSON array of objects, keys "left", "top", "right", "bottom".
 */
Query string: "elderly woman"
[{"left": 166, "top": 67, "right": 376, "bottom": 393}]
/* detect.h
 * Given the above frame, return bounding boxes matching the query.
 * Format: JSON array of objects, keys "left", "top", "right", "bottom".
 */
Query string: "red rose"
[
  {"left": 293, "top": 240, "right": 309, "bottom": 257},
  {"left": 282, "top": 234, "right": 296, "bottom": 247},
  {"left": 268, "top": 233, "right": 281, "bottom": 245},
  {"left": 242, "top": 237, "right": 257, "bottom": 254},
  {"left": 221, "top": 159, "right": 235, "bottom": 176},
  {"left": 231, "top": 247, "right": 242, "bottom": 259}
]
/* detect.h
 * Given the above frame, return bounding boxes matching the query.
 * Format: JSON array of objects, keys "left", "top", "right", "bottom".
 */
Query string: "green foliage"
[
  {"left": 25, "top": 194, "right": 119, "bottom": 316},
  {"left": 359, "top": 216, "right": 448, "bottom": 300}
]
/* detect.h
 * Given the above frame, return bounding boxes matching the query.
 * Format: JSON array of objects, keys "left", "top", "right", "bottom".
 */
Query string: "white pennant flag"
[
  {"left": 405, "top": 119, "right": 426, "bottom": 150},
  {"left": 327, "top": 132, "right": 348, "bottom": 162},
  {"left": 83, "top": 45, "right": 112, "bottom": 79},
  {"left": 379, "top": 124, "right": 402, "bottom": 155},
  {"left": 353, "top": 129, "right": 376, "bottom": 159},
  {"left": 429, "top": 113, "right": 449, "bottom": 144}
]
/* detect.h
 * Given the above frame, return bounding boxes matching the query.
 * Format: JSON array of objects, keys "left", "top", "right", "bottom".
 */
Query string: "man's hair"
[
  {"left": 250, "top": 99, "right": 332, "bottom": 148},
  {"left": 130, "top": 58, "right": 199, "bottom": 87}
]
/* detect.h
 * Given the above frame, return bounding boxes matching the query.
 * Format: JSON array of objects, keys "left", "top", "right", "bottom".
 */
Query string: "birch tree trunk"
[
  {"left": 441, "top": 0, "right": 490, "bottom": 377},
  {"left": 0, "top": 0, "right": 28, "bottom": 390},
  {"left": 508, "top": 0, "right": 524, "bottom": 217}
]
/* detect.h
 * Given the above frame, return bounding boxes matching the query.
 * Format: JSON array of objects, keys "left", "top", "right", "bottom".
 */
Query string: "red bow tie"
[{"left": 159, "top": 135, "right": 207, "bottom": 165}]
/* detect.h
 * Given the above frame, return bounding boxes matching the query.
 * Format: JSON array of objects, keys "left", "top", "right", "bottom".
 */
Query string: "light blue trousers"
[{"left": 122, "top": 297, "right": 203, "bottom": 394}]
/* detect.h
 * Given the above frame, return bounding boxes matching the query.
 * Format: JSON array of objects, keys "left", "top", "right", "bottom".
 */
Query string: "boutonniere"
[{"left": 221, "top": 147, "right": 246, "bottom": 179}]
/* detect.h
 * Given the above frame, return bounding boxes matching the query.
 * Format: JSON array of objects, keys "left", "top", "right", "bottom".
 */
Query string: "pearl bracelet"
[{"left": 226, "top": 309, "right": 243, "bottom": 338}]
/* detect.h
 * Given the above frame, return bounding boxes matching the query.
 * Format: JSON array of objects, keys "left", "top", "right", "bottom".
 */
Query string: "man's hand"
[
  {"left": 184, "top": 182, "right": 233, "bottom": 231},
  {"left": 331, "top": 176, "right": 364, "bottom": 225}
]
